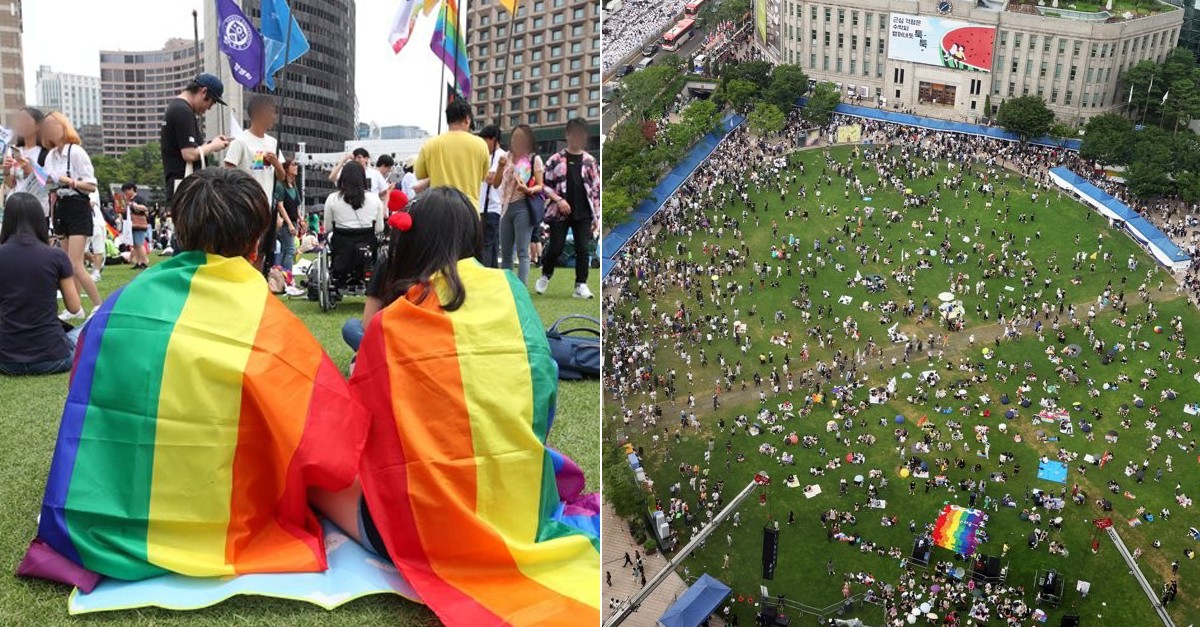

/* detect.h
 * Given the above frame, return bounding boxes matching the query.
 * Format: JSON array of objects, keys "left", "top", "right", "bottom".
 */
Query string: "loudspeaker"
[
  {"left": 1060, "top": 614, "right": 1081, "bottom": 627},
  {"left": 1042, "top": 570, "right": 1058, "bottom": 595},
  {"left": 762, "top": 527, "right": 779, "bottom": 580}
]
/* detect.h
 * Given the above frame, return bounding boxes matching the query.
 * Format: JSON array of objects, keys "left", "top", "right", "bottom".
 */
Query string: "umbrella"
[
  {"left": 938, "top": 292, "right": 955, "bottom": 302},
  {"left": 846, "top": 453, "right": 855, "bottom": 462},
  {"left": 1004, "top": 409, "right": 1017, "bottom": 419},
  {"left": 1080, "top": 423, "right": 1093, "bottom": 433},
  {"left": 854, "top": 474, "right": 864, "bottom": 483}
]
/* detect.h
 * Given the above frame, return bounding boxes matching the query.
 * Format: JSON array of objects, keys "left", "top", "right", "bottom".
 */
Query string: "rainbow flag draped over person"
[
  {"left": 352, "top": 259, "right": 600, "bottom": 626},
  {"left": 932, "top": 504, "right": 986, "bottom": 557},
  {"left": 430, "top": 0, "right": 472, "bottom": 99},
  {"left": 32, "top": 251, "right": 367, "bottom": 581}
]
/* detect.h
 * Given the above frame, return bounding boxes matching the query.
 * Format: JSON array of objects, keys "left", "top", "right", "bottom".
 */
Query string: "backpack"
[{"left": 545, "top": 315, "right": 600, "bottom": 380}]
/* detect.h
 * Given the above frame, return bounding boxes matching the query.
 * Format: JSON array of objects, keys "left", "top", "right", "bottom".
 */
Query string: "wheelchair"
[{"left": 306, "top": 226, "right": 382, "bottom": 312}]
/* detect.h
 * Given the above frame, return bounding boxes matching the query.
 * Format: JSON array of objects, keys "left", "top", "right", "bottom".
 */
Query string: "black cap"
[{"left": 193, "top": 73, "right": 227, "bottom": 105}]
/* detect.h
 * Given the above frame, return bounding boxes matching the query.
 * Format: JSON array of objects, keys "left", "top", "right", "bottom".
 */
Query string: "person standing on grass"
[
  {"left": 493, "top": 124, "right": 543, "bottom": 284},
  {"left": 413, "top": 99, "right": 489, "bottom": 208},
  {"left": 536, "top": 117, "right": 599, "bottom": 299},
  {"left": 224, "top": 94, "right": 285, "bottom": 276},
  {"left": 329, "top": 148, "right": 389, "bottom": 199},
  {"left": 161, "top": 74, "right": 230, "bottom": 201},
  {"left": 41, "top": 112, "right": 101, "bottom": 319},
  {"left": 120, "top": 183, "right": 152, "bottom": 270},
  {"left": 0, "top": 193, "right": 82, "bottom": 376},
  {"left": 477, "top": 124, "right": 506, "bottom": 268},
  {"left": 274, "top": 159, "right": 302, "bottom": 274}
]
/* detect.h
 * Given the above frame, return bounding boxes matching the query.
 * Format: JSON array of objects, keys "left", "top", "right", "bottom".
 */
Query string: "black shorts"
[{"left": 54, "top": 194, "right": 93, "bottom": 237}]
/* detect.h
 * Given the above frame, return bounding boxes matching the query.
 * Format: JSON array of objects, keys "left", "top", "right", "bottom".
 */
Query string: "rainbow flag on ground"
[
  {"left": 352, "top": 259, "right": 600, "bottom": 626},
  {"left": 932, "top": 504, "right": 986, "bottom": 557},
  {"left": 33, "top": 251, "right": 367, "bottom": 581},
  {"left": 430, "top": 0, "right": 472, "bottom": 99}
]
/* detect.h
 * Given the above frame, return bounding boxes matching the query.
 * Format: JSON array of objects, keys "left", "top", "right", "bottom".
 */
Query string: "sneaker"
[
  {"left": 573, "top": 283, "right": 594, "bottom": 299},
  {"left": 285, "top": 285, "right": 306, "bottom": 297},
  {"left": 90, "top": 270, "right": 102, "bottom": 283},
  {"left": 535, "top": 275, "right": 550, "bottom": 294},
  {"left": 59, "top": 309, "right": 86, "bottom": 322}
]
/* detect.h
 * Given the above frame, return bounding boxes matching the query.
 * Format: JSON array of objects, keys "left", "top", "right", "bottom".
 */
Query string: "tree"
[
  {"left": 718, "top": 78, "right": 759, "bottom": 113},
  {"left": 1048, "top": 122, "right": 1078, "bottom": 148},
  {"left": 708, "top": 0, "right": 750, "bottom": 25},
  {"left": 983, "top": 94, "right": 992, "bottom": 120},
  {"left": 658, "top": 53, "right": 685, "bottom": 74},
  {"left": 996, "top": 95, "right": 1055, "bottom": 141},
  {"left": 764, "top": 64, "right": 808, "bottom": 111},
  {"left": 681, "top": 99, "right": 722, "bottom": 137},
  {"left": 749, "top": 102, "right": 786, "bottom": 136},
  {"left": 1126, "top": 126, "right": 1175, "bottom": 198},
  {"left": 619, "top": 65, "right": 680, "bottom": 121},
  {"left": 724, "top": 60, "right": 772, "bottom": 92},
  {"left": 1079, "top": 113, "right": 1135, "bottom": 165},
  {"left": 803, "top": 81, "right": 840, "bottom": 126}
]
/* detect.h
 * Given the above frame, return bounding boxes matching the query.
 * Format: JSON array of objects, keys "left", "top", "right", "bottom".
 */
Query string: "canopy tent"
[
  {"left": 1049, "top": 167, "right": 1191, "bottom": 272},
  {"left": 658, "top": 574, "right": 732, "bottom": 627}
]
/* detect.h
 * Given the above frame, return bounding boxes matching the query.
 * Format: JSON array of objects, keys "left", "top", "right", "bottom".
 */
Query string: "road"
[{"left": 603, "top": 27, "right": 710, "bottom": 134}]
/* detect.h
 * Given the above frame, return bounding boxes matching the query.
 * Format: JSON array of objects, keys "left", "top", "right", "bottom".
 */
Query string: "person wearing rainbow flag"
[
  {"left": 311, "top": 186, "right": 601, "bottom": 626},
  {"left": 19, "top": 168, "right": 368, "bottom": 589}
]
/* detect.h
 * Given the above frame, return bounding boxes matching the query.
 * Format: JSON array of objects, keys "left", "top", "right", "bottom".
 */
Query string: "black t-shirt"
[
  {"left": 565, "top": 152, "right": 590, "bottom": 221},
  {"left": 0, "top": 233, "right": 74, "bottom": 363},
  {"left": 160, "top": 98, "right": 202, "bottom": 195}
]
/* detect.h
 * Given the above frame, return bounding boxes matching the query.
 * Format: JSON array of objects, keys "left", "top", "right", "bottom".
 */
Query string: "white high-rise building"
[{"left": 35, "top": 65, "right": 102, "bottom": 127}]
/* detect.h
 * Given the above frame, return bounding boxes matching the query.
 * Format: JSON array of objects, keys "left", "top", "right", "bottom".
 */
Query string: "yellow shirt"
[{"left": 414, "top": 130, "right": 490, "bottom": 208}]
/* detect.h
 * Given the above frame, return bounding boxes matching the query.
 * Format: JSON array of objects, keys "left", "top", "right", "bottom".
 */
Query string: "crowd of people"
[
  {"left": 604, "top": 107, "right": 1194, "bottom": 623},
  {"left": 600, "top": 0, "right": 688, "bottom": 73}
]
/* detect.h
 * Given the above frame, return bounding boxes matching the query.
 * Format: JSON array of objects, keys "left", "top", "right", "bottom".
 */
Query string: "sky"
[{"left": 21, "top": 0, "right": 454, "bottom": 135}]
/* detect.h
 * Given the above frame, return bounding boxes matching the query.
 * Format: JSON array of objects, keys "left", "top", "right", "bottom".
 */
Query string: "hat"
[{"left": 193, "top": 73, "right": 227, "bottom": 106}]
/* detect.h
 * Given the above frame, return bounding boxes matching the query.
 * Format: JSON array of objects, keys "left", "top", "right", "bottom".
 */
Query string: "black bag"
[{"left": 546, "top": 315, "right": 600, "bottom": 380}]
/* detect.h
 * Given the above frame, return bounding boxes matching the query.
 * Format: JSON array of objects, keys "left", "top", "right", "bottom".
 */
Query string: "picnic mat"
[
  {"left": 1037, "top": 460, "right": 1068, "bottom": 484},
  {"left": 68, "top": 522, "right": 420, "bottom": 614}
]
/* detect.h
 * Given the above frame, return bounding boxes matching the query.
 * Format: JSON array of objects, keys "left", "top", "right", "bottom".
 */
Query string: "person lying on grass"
[
  {"left": 20, "top": 168, "right": 367, "bottom": 589},
  {"left": 308, "top": 187, "right": 601, "bottom": 626}
]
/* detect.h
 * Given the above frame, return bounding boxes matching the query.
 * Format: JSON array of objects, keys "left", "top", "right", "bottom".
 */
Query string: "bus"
[
  {"left": 661, "top": 18, "right": 696, "bottom": 51},
  {"left": 685, "top": 0, "right": 705, "bottom": 15}
]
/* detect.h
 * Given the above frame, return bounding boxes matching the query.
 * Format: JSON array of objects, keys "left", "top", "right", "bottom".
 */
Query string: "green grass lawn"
[
  {"left": 605, "top": 145, "right": 1200, "bottom": 625},
  {"left": 0, "top": 257, "right": 600, "bottom": 626}
]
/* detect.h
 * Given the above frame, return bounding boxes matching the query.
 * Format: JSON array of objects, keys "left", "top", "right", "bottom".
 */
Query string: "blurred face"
[
  {"left": 42, "top": 116, "right": 65, "bottom": 146},
  {"left": 254, "top": 104, "right": 278, "bottom": 129},
  {"left": 512, "top": 130, "right": 533, "bottom": 156},
  {"left": 484, "top": 137, "right": 498, "bottom": 151},
  {"left": 123, "top": 188, "right": 136, "bottom": 200},
  {"left": 11, "top": 110, "right": 37, "bottom": 139},
  {"left": 287, "top": 162, "right": 299, "bottom": 177},
  {"left": 566, "top": 126, "right": 587, "bottom": 150}
]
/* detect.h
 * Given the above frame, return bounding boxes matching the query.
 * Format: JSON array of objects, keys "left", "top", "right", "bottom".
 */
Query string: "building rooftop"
[{"left": 1005, "top": 0, "right": 1179, "bottom": 22}]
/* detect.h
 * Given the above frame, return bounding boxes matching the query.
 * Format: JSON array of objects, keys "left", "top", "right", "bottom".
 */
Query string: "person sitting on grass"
[
  {"left": 20, "top": 168, "right": 367, "bottom": 589},
  {"left": 309, "top": 187, "right": 600, "bottom": 626},
  {"left": 0, "top": 192, "right": 83, "bottom": 376}
]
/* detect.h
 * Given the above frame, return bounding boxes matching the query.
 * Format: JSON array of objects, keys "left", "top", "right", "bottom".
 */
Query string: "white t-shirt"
[
  {"left": 43, "top": 144, "right": 97, "bottom": 197},
  {"left": 224, "top": 131, "right": 279, "bottom": 203},
  {"left": 401, "top": 171, "right": 418, "bottom": 199},
  {"left": 8, "top": 145, "right": 50, "bottom": 215},
  {"left": 479, "top": 148, "right": 507, "bottom": 215},
  {"left": 323, "top": 191, "right": 384, "bottom": 234},
  {"left": 335, "top": 166, "right": 388, "bottom": 197}
]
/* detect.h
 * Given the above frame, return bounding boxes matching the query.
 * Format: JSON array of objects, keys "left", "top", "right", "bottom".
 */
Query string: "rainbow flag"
[
  {"left": 34, "top": 251, "right": 367, "bottom": 581},
  {"left": 932, "top": 504, "right": 986, "bottom": 557},
  {"left": 430, "top": 0, "right": 472, "bottom": 99},
  {"left": 352, "top": 259, "right": 600, "bottom": 626}
]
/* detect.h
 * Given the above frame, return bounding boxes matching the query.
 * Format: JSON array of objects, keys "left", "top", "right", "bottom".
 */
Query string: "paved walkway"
[{"left": 601, "top": 503, "right": 728, "bottom": 626}]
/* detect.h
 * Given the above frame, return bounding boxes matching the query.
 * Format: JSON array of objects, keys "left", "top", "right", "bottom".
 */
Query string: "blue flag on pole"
[
  {"left": 215, "top": 0, "right": 264, "bottom": 89},
  {"left": 261, "top": 0, "right": 310, "bottom": 90}
]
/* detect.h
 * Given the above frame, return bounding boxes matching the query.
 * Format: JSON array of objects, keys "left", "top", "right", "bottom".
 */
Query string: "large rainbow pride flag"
[
  {"left": 33, "top": 251, "right": 367, "bottom": 581},
  {"left": 932, "top": 504, "right": 986, "bottom": 557},
  {"left": 352, "top": 259, "right": 600, "bottom": 626}
]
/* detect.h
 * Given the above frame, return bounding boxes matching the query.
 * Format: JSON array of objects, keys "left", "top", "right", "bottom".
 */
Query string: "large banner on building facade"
[
  {"left": 887, "top": 13, "right": 996, "bottom": 72},
  {"left": 755, "top": 0, "right": 781, "bottom": 61}
]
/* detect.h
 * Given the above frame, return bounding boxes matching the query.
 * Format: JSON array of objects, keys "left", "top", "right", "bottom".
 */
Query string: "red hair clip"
[{"left": 388, "top": 211, "right": 413, "bottom": 232}]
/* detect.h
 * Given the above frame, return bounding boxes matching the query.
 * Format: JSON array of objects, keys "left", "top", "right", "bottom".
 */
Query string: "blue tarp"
[
  {"left": 658, "top": 573, "right": 732, "bottom": 627},
  {"left": 1049, "top": 167, "right": 1190, "bottom": 266},
  {"left": 1037, "top": 460, "right": 1068, "bottom": 484},
  {"left": 601, "top": 113, "right": 746, "bottom": 279},
  {"left": 813, "top": 101, "right": 1082, "bottom": 150}
]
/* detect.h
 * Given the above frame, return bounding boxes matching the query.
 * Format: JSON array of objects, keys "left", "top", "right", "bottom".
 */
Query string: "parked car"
[{"left": 642, "top": 42, "right": 659, "bottom": 57}]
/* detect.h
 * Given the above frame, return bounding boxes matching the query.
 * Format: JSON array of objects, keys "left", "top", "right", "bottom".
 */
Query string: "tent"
[{"left": 658, "top": 574, "right": 732, "bottom": 627}]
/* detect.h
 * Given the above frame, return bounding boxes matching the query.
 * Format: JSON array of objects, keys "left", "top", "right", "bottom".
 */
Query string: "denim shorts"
[{"left": 132, "top": 229, "right": 148, "bottom": 247}]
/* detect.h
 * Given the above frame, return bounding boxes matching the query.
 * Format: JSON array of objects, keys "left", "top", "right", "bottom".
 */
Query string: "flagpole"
[
  {"left": 500, "top": 6, "right": 519, "bottom": 129},
  {"left": 278, "top": 11, "right": 293, "bottom": 153},
  {"left": 452, "top": 0, "right": 462, "bottom": 103},
  {"left": 437, "top": 0, "right": 448, "bottom": 134}
]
